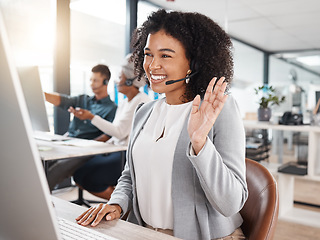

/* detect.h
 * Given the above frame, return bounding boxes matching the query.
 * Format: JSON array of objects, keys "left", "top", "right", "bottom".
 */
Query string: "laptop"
[{"left": 0, "top": 10, "right": 116, "bottom": 240}]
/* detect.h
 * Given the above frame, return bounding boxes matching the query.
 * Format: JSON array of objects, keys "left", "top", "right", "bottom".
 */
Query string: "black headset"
[
  {"left": 103, "top": 79, "right": 108, "bottom": 85},
  {"left": 165, "top": 59, "right": 199, "bottom": 85},
  {"left": 190, "top": 59, "right": 199, "bottom": 75}
]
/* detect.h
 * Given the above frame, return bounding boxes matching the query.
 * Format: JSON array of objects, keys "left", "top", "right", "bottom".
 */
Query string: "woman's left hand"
[{"left": 187, "top": 77, "right": 228, "bottom": 155}]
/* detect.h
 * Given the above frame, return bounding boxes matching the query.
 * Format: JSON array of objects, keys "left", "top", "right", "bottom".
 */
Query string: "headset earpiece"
[
  {"left": 190, "top": 59, "right": 199, "bottom": 73},
  {"left": 125, "top": 78, "right": 134, "bottom": 86},
  {"left": 185, "top": 59, "right": 198, "bottom": 84},
  {"left": 103, "top": 79, "right": 108, "bottom": 85}
]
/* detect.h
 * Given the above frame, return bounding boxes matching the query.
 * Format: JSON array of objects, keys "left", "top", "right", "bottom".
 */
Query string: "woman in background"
[{"left": 69, "top": 54, "right": 150, "bottom": 200}]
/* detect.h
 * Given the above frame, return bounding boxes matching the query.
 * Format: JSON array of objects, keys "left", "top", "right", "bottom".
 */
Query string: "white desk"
[
  {"left": 36, "top": 132, "right": 127, "bottom": 206},
  {"left": 243, "top": 120, "right": 313, "bottom": 164},
  {"left": 244, "top": 120, "right": 320, "bottom": 228},
  {"left": 52, "top": 196, "right": 181, "bottom": 240},
  {"left": 37, "top": 138, "right": 127, "bottom": 162},
  {"left": 35, "top": 132, "right": 127, "bottom": 175},
  {"left": 243, "top": 120, "right": 320, "bottom": 179}
]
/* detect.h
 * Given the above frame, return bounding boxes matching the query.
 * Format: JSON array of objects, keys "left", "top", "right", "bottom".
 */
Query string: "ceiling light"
[{"left": 296, "top": 56, "right": 320, "bottom": 66}]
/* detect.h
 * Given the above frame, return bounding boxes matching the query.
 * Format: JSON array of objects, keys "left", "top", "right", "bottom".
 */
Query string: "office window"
[
  {"left": 137, "top": 1, "right": 159, "bottom": 27},
  {"left": 70, "top": 0, "right": 126, "bottom": 99},
  {"left": 269, "top": 56, "right": 320, "bottom": 116},
  {"left": 137, "top": 1, "right": 166, "bottom": 100},
  {"left": 0, "top": 0, "right": 54, "bottom": 67},
  {"left": 231, "top": 39, "right": 264, "bottom": 119},
  {"left": 0, "top": 0, "right": 55, "bottom": 130}
]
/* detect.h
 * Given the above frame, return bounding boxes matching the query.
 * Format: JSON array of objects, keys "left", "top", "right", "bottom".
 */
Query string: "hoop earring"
[{"left": 185, "top": 69, "right": 192, "bottom": 84}]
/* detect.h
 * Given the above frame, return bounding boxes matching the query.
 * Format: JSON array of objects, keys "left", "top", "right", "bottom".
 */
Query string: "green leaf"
[{"left": 254, "top": 85, "right": 285, "bottom": 108}]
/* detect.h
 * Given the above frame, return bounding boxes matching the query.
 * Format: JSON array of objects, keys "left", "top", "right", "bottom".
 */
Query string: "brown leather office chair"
[{"left": 240, "top": 158, "right": 279, "bottom": 240}]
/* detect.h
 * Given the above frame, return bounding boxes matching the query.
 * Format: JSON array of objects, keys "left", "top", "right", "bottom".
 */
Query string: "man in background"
[
  {"left": 45, "top": 64, "right": 117, "bottom": 141},
  {"left": 44, "top": 64, "right": 117, "bottom": 190}
]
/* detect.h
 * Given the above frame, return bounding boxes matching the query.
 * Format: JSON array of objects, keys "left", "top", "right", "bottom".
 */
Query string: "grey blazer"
[{"left": 108, "top": 95, "right": 248, "bottom": 240}]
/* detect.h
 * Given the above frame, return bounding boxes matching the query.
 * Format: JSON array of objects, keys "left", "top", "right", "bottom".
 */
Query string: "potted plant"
[{"left": 255, "top": 85, "right": 285, "bottom": 121}]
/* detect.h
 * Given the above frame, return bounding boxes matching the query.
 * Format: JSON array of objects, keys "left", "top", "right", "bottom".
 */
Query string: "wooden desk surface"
[{"left": 52, "top": 197, "right": 181, "bottom": 240}]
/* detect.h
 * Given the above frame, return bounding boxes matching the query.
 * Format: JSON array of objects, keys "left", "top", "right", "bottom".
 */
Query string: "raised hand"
[
  {"left": 76, "top": 203, "right": 122, "bottom": 227},
  {"left": 68, "top": 107, "right": 94, "bottom": 120},
  {"left": 187, "top": 77, "right": 228, "bottom": 155}
]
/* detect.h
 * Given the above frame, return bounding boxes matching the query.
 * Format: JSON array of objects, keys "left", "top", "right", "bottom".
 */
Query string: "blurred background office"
[
  {"left": 1, "top": 0, "right": 320, "bottom": 239},
  {"left": 1, "top": 0, "right": 319, "bottom": 131},
  {"left": 0, "top": 0, "right": 161, "bottom": 134}
]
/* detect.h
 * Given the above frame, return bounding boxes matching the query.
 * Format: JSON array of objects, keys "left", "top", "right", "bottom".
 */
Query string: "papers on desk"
[
  {"left": 38, "top": 145, "right": 53, "bottom": 151},
  {"left": 34, "top": 131, "right": 114, "bottom": 148},
  {"left": 33, "top": 131, "right": 71, "bottom": 142},
  {"left": 53, "top": 138, "right": 107, "bottom": 147}
]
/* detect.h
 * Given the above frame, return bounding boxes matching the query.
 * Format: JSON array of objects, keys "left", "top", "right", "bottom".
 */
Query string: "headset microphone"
[
  {"left": 92, "top": 84, "right": 104, "bottom": 91},
  {"left": 165, "top": 71, "right": 198, "bottom": 85}
]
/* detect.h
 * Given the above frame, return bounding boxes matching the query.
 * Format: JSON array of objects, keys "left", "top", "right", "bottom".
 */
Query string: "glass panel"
[
  {"left": 232, "top": 39, "right": 264, "bottom": 119},
  {"left": 70, "top": 0, "right": 126, "bottom": 100},
  {"left": 0, "top": 0, "right": 55, "bottom": 131}
]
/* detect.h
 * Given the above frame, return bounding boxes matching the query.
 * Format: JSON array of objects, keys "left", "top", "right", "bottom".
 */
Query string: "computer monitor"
[
  {"left": 18, "top": 65, "right": 50, "bottom": 132},
  {"left": 0, "top": 10, "right": 60, "bottom": 240},
  {"left": 308, "top": 84, "right": 320, "bottom": 113},
  {"left": 0, "top": 11, "right": 122, "bottom": 240}
]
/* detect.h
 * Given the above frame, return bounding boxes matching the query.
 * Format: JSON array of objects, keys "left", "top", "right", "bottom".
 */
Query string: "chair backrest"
[{"left": 240, "top": 158, "right": 279, "bottom": 240}]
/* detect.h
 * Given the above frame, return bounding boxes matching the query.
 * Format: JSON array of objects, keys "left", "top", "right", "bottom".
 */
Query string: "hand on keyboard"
[
  {"left": 58, "top": 217, "right": 118, "bottom": 240},
  {"left": 76, "top": 203, "right": 122, "bottom": 227}
]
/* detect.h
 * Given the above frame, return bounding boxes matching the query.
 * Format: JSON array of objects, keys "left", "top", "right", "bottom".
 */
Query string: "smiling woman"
[
  {"left": 143, "top": 29, "right": 190, "bottom": 104},
  {"left": 132, "top": 9, "right": 234, "bottom": 103},
  {"left": 76, "top": 9, "right": 247, "bottom": 240}
]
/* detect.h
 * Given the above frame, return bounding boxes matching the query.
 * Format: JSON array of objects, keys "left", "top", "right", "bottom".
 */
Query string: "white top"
[
  {"left": 91, "top": 92, "right": 151, "bottom": 146},
  {"left": 132, "top": 98, "right": 193, "bottom": 230}
]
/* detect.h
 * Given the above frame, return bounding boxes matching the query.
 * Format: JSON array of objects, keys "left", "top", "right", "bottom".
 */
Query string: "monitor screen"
[
  {"left": 18, "top": 66, "right": 50, "bottom": 132},
  {"left": 316, "top": 91, "right": 320, "bottom": 113},
  {"left": 0, "top": 9, "right": 59, "bottom": 239}
]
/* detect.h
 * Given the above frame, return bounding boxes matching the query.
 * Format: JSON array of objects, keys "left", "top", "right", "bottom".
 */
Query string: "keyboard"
[
  {"left": 54, "top": 138, "right": 107, "bottom": 147},
  {"left": 58, "top": 217, "right": 118, "bottom": 240}
]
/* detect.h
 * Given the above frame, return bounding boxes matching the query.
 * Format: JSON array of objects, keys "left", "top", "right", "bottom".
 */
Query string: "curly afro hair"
[{"left": 131, "top": 9, "right": 233, "bottom": 101}]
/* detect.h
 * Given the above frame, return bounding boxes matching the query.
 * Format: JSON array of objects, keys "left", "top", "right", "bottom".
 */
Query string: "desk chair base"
[{"left": 71, "top": 188, "right": 107, "bottom": 208}]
